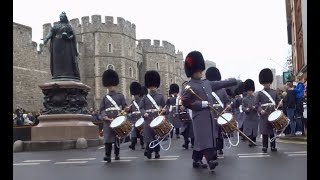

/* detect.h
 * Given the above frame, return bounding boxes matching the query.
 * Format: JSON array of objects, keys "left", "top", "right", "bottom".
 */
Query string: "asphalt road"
[{"left": 13, "top": 136, "right": 307, "bottom": 180}]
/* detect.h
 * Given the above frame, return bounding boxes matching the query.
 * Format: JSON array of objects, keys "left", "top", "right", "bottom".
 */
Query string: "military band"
[{"left": 97, "top": 50, "right": 288, "bottom": 172}]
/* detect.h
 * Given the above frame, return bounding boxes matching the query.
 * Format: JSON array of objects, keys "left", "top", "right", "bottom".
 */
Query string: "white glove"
[{"left": 201, "top": 101, "right": 209, "bottom": 108}]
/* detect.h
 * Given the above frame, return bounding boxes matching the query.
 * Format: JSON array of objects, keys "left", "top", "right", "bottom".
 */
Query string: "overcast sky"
[{"left": 13, "top": 0, "right": 291, "bottom": 90}]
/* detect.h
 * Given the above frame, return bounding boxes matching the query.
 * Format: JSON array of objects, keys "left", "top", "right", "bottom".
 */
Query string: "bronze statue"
[{"left": 42, "top": 12, "right": 80, "bottom": 81}]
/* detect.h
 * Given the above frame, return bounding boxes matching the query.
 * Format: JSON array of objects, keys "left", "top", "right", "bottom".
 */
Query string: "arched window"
[
  {"left": 108, "top": 44, "right": 112, "bottom": 53},
  {"left": 156, "top": 63, "right": 159, "bottom": 70},
  {"left": 129, "top": 67, "right": 133, "bottom": 77},
  {"left": 107, "top": 64, "right": 114, "bottom": 70}
]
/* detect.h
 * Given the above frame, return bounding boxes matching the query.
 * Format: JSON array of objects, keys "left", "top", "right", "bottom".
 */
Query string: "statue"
[{"left": 42, "top": 11, "right": 80, "bottom": 81}]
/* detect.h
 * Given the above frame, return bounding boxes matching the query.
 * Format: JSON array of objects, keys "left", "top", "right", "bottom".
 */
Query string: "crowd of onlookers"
[{"left": 13, "top": 106, "right": 41, "bottom": 126}]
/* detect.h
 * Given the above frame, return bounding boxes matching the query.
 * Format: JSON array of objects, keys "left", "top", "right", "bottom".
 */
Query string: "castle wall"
[{"left": 13, "top": 22, "right": 50, "bottom": 112}]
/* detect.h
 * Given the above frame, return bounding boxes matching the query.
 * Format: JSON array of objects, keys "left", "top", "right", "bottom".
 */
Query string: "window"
[
  {"left": 129, "top": 67, "right": 133, "bottom": 77},
  {"left": 108, "top": 44, "right": 112, "bottom": 53},
  {"left": 107, "top": 64, "right": 114, "bottom": 70},
  {"left": 171, "top": 79, "right": 173, "bottom": 83},
  {"left": 156, "top": 63, "right": 159, "bottom": 70}
]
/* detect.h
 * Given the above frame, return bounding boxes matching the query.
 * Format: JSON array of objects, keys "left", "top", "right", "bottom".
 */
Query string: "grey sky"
[{"left": 13, "top": 0, "right": 291, "bottom": 90}]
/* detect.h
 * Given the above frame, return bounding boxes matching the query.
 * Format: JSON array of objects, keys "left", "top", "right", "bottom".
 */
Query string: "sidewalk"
[{"left": 279, "top": 135, "right": 307, "bottom": 142}]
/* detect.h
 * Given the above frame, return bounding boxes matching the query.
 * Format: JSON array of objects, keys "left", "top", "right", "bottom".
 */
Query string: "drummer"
[
  {"left": 99, "top": 69, "right": 129, "bottom": 163},
  {"left": 128, "top": 82, "right": 145, "bottom": 150},
  {"left": 181, "top": 51, "right": 237, "bottom": 171},
  {"left": 205, "top": 67, "right": 232, "bottom": 156},
  {"left": 241, "top": 79, "right": 259, "bottom": 147},
  {"left": 167, "top": 83, "right": 182, "bottom": 139},
  {"left": 139, "top": 70, "right": 167, "bottom": 159},
  {"left": 255, "top": 68, "right": 282, "bottom": 153}
]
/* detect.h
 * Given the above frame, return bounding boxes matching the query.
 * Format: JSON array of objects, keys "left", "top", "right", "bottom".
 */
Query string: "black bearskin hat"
[
  {"left": 205, "top": 67, "right": 221, "bottom": 81},
  {"left": 145, "top": 70, "right": 160, "bottom": 88},
  {"left": 102, "top": 69, "right": 119, "bottom": 87},
  {"left": 226, "top": 88, "right": 234, "bottom": 97},
  {"left": 237, "top": 82, "right": 245, "bottom": 94},
  {"left": 184, "top": 51, "right": 206, "bottom": 78},
  {"left": 244, "top": 79, "right": 255, "bottom": 92},
  {"left": 259, "top": 68, "right": 273, "bottom": 84},
  {"left": 169, "top": 83, "right": 179, "bottom": 94},
  {"left": 130, "top": 82, "right": 142, "bottom": 95},
  {"left": 140, "top": 86, "right": 148, "bottom": 97}
]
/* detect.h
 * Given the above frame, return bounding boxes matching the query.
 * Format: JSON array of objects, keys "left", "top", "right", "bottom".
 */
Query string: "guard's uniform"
[
  {"left": 99, "top": 69, "right": 127, "bottom": 163},
  {"left": 255, "top": 68, "right": 281, "bottom": 153},
  {"left": 181, "top": 51, "right": 237, "bottom": 171},
  {"left": 139, "top": 71, "right": 167, "bottom": 159}
]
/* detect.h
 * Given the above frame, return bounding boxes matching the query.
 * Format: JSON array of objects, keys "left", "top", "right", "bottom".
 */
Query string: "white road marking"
[
  {"left": 14, "top": 163, "right": 40, "bottom": 166},
  {"left": 283, "top": 151, "right": 307, "bottom": 154},
  {"left": 111, "top": 157, "right": 138, "bottom": 160},
  {"left": 147, "top": 158, "right": 178, "bottom": 161},
  {"left": 98, "top": 146, "right": 104, "bottom": 149},
  {"left": 238, "top": 152, "right": 268, "bottom": 156},
  {"left": 101, "top": 160, "right": 132, "bottom": 162},
  {"left": 217, "top": 156, "right": 224, "bottom": 159},
  {"left": 54, "top": 161, "right": 88, "bottom": 164},
  {"left": 160, "top": 155, "right": 179, "bottom": 158},
  {"left": 288, "top": 154, "right": 307, "bottom": 156},
  {"left": 23, "top": 160, "right": 51, "bottom": 163},
  {"left": 67, "top": 158, "right": 96, "bottom": 161},
  {"left": 238, "top": 155, "right": 270, "bottom": 158}
]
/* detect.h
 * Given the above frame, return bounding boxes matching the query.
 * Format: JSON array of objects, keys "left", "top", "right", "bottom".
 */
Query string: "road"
[{"left": 13, "top": 136, "right": 307, "bottom": 180}]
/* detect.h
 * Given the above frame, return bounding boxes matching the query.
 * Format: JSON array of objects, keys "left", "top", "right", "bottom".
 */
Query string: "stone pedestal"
[{"left": 26, "top": 80, "right": 100, "bottom": 151}]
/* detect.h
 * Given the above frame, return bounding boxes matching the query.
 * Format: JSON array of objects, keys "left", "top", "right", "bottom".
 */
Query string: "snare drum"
[
  {"left": 135, "top": 118, "right": 145, "bottom": 134},
  {"left": 110, "top": 116, "right": 133, "bottom": 138},
  {"left": 150, "top": 116, "right": 173, "bottom": 138},
  {"left": 217, "top": 113, "right": 237, "bottom": 134},
  {"left": 268, "top": 110, "right": 289, "bottom": 131}
]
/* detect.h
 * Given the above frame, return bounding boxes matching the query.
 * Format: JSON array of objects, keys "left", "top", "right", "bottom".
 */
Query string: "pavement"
[{"left": 13, "top": 135, "right": 307, "bottom": 180}]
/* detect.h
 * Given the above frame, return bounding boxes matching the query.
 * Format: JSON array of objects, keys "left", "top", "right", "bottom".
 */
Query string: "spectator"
[
  {"left": 23, "top": 114, "right": 34, "bottom": 125},
  {"left": 293, "top": 75, "right": 305, "bottom": 136},
  {"left": 284, "top": 81, "right": 296, "bottom": 137}
]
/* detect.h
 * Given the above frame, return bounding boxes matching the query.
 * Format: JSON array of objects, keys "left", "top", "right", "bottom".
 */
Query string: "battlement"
[
  {"left": 138, "top": 39, "right": 176, "bottom": 56},
  {"left": 43, "top": 15, "right": 136, "bottom": 39}
]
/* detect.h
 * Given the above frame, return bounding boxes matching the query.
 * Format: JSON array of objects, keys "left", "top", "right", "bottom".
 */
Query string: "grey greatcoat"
[
  {"left": 139, "top": 90, "right": 166, "bottom": 143},
  {"left": 181, "top": 78, "right": 237, "bottom": 151},
  {"left": 99, "top": 91, "right": 127, "bottom": 143},
  {"left": 242, "top": 95, "right": 259, "bottom": 137},
  {"left": 180, "top": 109, "right": 194, "bottom": 138},
  {"left": 255, "top": 88, "right": 281, "bottom": 135},
  {"left": 167, "top": 95, "right": 182, "bottom": 128},
  {"left": 128, "top": 97, "right": 143, "bottom": 138},
  {"left": 232, "top": 95, "right": 244, "bottom": 128}
]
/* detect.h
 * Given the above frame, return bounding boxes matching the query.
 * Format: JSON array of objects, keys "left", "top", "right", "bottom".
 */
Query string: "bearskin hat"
[
  {"left": 184, "top": 51, "right": 206, "bottom": 78},
  {"left": 237, "top": 82, "right": 245, "bottom": 94},
  {"left": 169, "top": 83, "right": 179, "bottom": 94},
  {"left": 130, "top": 81, "right": 142, "bottom": 95},
  {"left": 259, "top": 68, "right": 273, "bottom": 84},
  {"left": 226, "top": 88, "right": 234, "bottom": 97},
  {"left": 244, "top": 79, "right": 255, "bottom": 92},
  {"left": 140, "top": 86, "right": 148, "bottom": 97},
  {"left": 102, "top": 69, "right": 119, "bottom": 87},
  {"left": 145, "top": 70, "right": 160, "bottom": 88},
  {"left": 205, "top": 67, "right": 221, "bottom": 81}
]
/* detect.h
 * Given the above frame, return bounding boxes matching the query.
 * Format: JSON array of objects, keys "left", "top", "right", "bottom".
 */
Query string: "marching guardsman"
[
  {"left": 167, "top": 83, "right": 182, "bottom": 139},
  {"left": 232, "top": 83, "right": 246, "bottom": 140},
  {"left": 205, "top": 66, "right": 232, "bottom": 156},
  {"left": 139, "top": 70, "right": 167, "bottom": 159},
  {"left": 99, "top": 69, "right": 129, "bottom": 163},
  {"left": 128, "top": 82, "right": 145, "bottom": 150},
  {"left": 255, "top": 68, "right": 282, "bottom": 153},
  {"left": 242, "top": 79, "right": 259, "bottom": 147},
  {"left": 181, "top": 51, "right": 237, "bottom": 171}
]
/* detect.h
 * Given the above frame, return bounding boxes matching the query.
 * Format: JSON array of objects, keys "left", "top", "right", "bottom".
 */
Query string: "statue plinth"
[{"left": 29, "top": 80, "right": 100, "bottom": 150}]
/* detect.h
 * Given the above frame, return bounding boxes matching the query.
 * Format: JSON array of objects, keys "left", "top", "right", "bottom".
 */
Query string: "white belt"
[
  {"left": 105, "top": 107, "right": 120, "bottom": 111},
  {"left": 261, "top": 103, "right": 274, "bottom": 107},
  {"left": 132, "top": 111, "right": 141, "bottom": 114},
  {"left": 146, "top": 109, "right": 159, "bottom": 113},
  {"left": 212, "top": 104, "right": 222, "bottom": 107}
]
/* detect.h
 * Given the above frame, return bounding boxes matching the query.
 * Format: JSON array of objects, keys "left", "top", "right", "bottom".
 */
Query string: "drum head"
[
  {"left": 217, "top": 113, "right": 233, "bottom": 125},
  {"left": 268, "top": 110, "right": 282, "bottom": 122},
  {"left": 135, "top": 118, "right": 144, "bottom": 127},
  {"left": 110, "top": 116, "right": 126, "bottom": 128},
  {"left": 150, "top": 116, "right": 165, "bottom": 127}
]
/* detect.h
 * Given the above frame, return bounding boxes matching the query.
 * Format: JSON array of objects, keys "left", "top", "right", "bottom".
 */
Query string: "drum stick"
[
  {"left": 185, "top": 86, "right": 257, "bottom": 146},
  {"left": 158, "top": 105, "right": 168, "bottom": 116},
  {"left": 275, "top": 99, "right": 283, "bottom": 111},
  {"left": 220, "top": 102, "right": 233, "bottom": 115}
]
